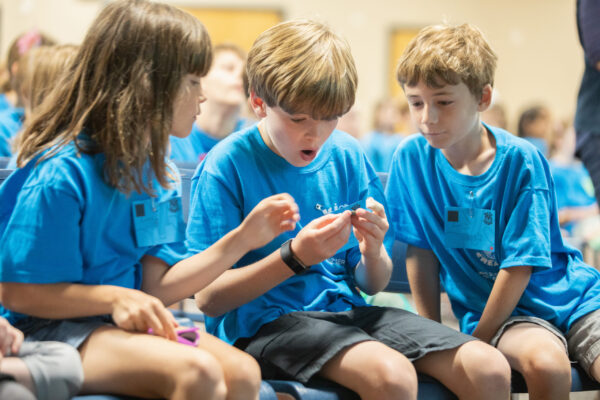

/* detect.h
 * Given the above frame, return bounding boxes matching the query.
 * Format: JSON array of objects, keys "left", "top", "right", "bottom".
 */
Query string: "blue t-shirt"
[
  {"left": 186, "top": 125, "right": 390, "bottom": 345},
  {"left": 0, "top": 107, "right": 24, "bottom": 157},
  {"left": 360, "top": 131, "right": 405, "bottom": 173},
  {"left": 169, "top": 119, "right": 248, "bottom": 164},
  {"left": 386, "top": 125, "right": 600, "bottom": 335},
  {"left": 0, "top": 139, "right": 187, "bottom": 324}
]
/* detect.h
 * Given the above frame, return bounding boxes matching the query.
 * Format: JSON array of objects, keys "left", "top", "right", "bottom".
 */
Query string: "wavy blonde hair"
[
  {"left": 12, "top": 44, "right": 78, "bottom": 153},
  {"left": 18, "top": 0, "right": 212, "bottom": 194},
  {"left": 246, "top": 19, "right": 357, "bottom": 120},
  {"left": 396, "top": 24, "right": 497, "bottom": 99}
]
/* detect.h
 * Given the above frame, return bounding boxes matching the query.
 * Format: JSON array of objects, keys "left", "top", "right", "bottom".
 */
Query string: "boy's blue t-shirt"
[
  {"left": 186, "top": 125, "right": 391, "bottom": 345},
  {"left": 386, "top": 125, "right": 600, "bottom": 335},
  {"left": 0, "top": 107, "right": 24, "bottom": 157},
  {"left": 169, "top": 119, "right": 248, "bottom": 164},
  {"left": 0, "top": 139, "right": 187, "bottom": 324},
  {"left": 360, "top": 131, "right": 405, "bottom": 173}
]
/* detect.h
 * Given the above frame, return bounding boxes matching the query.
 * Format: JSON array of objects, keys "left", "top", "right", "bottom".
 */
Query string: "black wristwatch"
[{"left": 280, "top": 239, "right": 308, "bottom": 274}]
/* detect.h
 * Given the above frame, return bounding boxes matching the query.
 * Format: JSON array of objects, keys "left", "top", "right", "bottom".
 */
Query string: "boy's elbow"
[{"left": 194, "top": 291, "right": 225, "bottom": 318}]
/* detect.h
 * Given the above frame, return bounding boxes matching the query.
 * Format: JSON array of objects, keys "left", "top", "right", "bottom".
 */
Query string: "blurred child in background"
[
  {"left": 0, "top": 30, "right": 54, "bottom": 157},
  {"left": 170, "top": 43, "right": 248, "bottom": 164}
]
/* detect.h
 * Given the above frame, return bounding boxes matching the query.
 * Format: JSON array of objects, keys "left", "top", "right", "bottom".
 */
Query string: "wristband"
[{"left": 280, "top": 239, "right": 308, "bottom": 274}]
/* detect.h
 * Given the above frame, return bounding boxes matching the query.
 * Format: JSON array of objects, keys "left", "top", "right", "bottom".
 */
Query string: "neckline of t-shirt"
[
  {"left": 434, "top": 123, "right": 506, "bottom": 186},
  {"left": 251, "top": 125, "right": 332, "bottom": 174}
]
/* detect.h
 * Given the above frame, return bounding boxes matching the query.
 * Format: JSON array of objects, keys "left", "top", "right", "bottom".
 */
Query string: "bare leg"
[
  {"left": 496, "top": 323, "right": 571, "bottom": 400},
  {"left": 78, "top": 326, "right": 229, "bottom": 400},
  {"left": 197, "top": 331, "right": 262, "bottom": 400},
  {"left": 318, "top": 340, "right": 418, "bottom": 400},
  {"left": 414, "top": 340, "right": 511, "bottom": 400},
  {"left": 0, "top": 358, "right": 34, "bottom": 394}
]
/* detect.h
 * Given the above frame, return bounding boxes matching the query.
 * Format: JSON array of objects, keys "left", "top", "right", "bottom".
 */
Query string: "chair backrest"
[
  {"left": 0, "top": 157, "right": 10, "bottom": 169},
  {"left": 376, "top": 171, "right": 411, "bottom": 293},
  {"left": 0, "top": 168, "right": 12, "bottom": 183}
]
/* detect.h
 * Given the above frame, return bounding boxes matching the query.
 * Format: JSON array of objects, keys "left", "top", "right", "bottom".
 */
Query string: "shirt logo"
[{"left": 315, "top": 202, "right": 350, "bottom": 215}]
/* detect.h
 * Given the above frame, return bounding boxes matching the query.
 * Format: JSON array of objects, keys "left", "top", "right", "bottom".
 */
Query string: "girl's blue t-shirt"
[
  {"left": 0, "top": 140, "right": 187, "bottom": 324},
  {"left": 186, "top": 125, "right": 391, "bottom": 345},
  {"left": 386, "top": 125, "right": 600, "bottom": 335}
]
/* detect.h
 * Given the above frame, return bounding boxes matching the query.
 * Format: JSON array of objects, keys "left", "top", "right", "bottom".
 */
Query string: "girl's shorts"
[
  {"left": 236, "top": 306, "right": 475, "bottom": 383},
  {"left": 15, "top": 315, "right": 114, "bottom": 349}
]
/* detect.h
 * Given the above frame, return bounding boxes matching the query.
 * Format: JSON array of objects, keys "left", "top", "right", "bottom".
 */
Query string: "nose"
[
  {"left": 421, "top": 104, "right": 438, "bottom": 125},
  {"left": 198, "top": 94, "right": 207, "bottom": 104}
]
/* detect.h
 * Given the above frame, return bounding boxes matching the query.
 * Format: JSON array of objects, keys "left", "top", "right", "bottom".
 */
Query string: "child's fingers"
[
  {"left": 352, "top": 210, "right": 389, "bottom": 235},
  {"left": 154, "top": 306, "right": 177, "bottom": 341},
  {"left": 10, "top": 328, "right": 23, "bottom": 355},
  {"left": 365, "top": 197, "right": 386, "bottom": 218},
  {"left": 352, "top": 217, "right": 385, "bottom": 240},
  {"left": 322, "top": 219, "right": 352, "bottom": 250}
]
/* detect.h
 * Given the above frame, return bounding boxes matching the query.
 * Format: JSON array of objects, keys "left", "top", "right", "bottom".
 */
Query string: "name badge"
[
  {"left": 132, "top": 197, "right": 185, "bottom": 248},
  {"left": 444, "top": 206, "right": 495, "bottom": 252}
]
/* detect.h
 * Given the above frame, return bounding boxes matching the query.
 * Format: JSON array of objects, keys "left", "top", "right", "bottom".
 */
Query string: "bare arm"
[
  {"left": 196, "top": 211, "right": 353, "bottom": 317},
  {"left": 0, "top": 282, "right": 178, "bottom": 340},
  {"left": 405, "top": 245, "right": 441, "bottom": 322},
  {"left": 143, "top": 195, "right": 297, "bottom": 306},
  {"left": 471, "top": 265, "right": 532, "bottom": 343},
  {"left": 352, "top": 198, "right": 392, "bottom": 294}
]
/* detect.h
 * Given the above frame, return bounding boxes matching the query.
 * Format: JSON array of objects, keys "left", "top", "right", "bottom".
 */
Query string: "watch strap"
[{"left": 280, "top": 239, "right": 307, "bottom": 274}]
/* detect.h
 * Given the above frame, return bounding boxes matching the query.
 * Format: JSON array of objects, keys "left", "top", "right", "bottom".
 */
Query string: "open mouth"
[{"left": 300, "top": 149, "right": 317, "bottom": 161}]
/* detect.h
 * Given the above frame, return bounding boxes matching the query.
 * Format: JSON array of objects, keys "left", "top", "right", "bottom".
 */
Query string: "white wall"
[{"left": 0, "top": 0, "right": 583, "bottom": 133}]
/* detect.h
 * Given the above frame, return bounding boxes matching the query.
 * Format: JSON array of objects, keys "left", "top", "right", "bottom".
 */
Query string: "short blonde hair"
[
  {"left": 396, "top": 24, "right": 497, "bottom": 98},
  {"left": 247, "top": 19, "right": 357, "bottom": 120}
]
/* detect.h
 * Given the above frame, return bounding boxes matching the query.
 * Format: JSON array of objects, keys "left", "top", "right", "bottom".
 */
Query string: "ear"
[
  {"left": 249, "top": 91, "right": 267, "bottom": 118},
  {"left": 478, "top": 84, "right": 493, "bottom": 112}
]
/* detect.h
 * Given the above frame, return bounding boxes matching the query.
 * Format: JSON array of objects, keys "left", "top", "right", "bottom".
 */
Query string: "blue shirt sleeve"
[
  {"left": 499, "top": 187, "right": 553, "bottom": 270},
  {"left": 1, "top": 180, "right": 84, "bottom": 283},
  {"left": 186, "top": 167, "right": 244, "bottom": 256},
  {"left": 385, "top": 141, "right": 432, "bottom": 250}
]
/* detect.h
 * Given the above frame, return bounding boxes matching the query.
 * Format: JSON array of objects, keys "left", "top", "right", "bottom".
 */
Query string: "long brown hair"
[{"left": 18, "top": 0, "right": 212, "bottom": 194}]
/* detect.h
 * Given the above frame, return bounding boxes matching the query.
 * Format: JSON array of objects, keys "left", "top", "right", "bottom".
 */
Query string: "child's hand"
[
  {"left": 0, "top": 316, "right": 24, "bottom": 357},
  {"left": 351, "top": 197, "right": 389, "bottom": 260},
  {"left": 111, "top": 289, "right": 178, "bottom": 341},
  {"left": 291, "top": 211, "right": 352, "bottom": 266},
  {"left": 240, "top": 193, "right": 300, "bottom": 250}
]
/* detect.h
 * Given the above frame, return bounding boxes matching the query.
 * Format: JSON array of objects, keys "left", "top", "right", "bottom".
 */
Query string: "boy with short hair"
[
  {"left": 386, "top": 23, "right": 600, "bottom": 400},
  {"left": 188, "top": 19, "right": 511, "bottom": 399}
]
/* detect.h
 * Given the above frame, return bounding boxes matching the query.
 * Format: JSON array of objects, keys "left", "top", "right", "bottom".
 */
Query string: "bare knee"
[
  {"left": 456, "top": 342, "right": 511, "bottom": 398},
  {"left": 174, "top": 352, "right": 227, "bottom": 400},
  {"left": 224, "top": 352, "right": 261, "bottom": 400},
  {"left": 522, "top": 346, "right": 571, "bottom": 383},
  {"left": 366, "top": 358, "right": 418, "bottom": 400}
]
